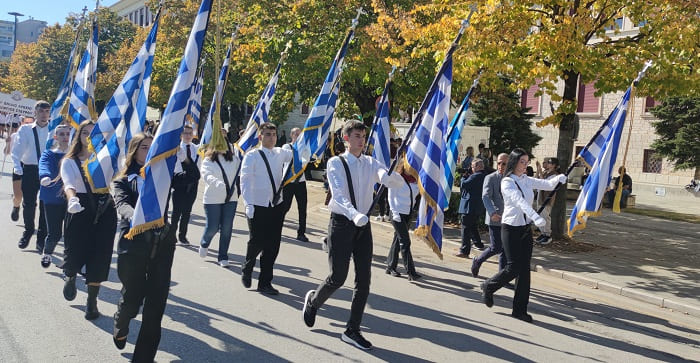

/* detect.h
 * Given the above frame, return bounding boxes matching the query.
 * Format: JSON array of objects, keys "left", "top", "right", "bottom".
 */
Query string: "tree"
[
  {"left": 470, "top": 79, "right": 542, "bottom": 157},
  {"left": 649, "top": 97, "right": 700, "bottom": 179}
]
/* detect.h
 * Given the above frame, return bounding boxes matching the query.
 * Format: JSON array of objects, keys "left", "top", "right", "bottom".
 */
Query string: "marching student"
[
  {"left": 37, "top": 124, "right": 71, "bottom": 268},
  {"left": 198, "top": 135, "right": 241, "bottom": 267},
  {"left": 7, "top": 122, "right": 23, "bottom": 222},
  {"left": 11, "top": 101, "right": 50, "bottom": 251},
  {"left": 112, "top": 133, "right": 177, "bottom": 362},
  {"left": 171, "top": 124, "right": 201, "bottom": 244},
  {"left": 302, "top": 120, "right": 404, "bottom": 350},
  {"left": 385, "top": 155, "right": 421, "bottom": 281},
  {"left": 60, "top": 121, "right": 117, "bottom": 320},
  {"left": 240, "top": 122, "right": 292, "bottom": 295},
  {"left": 281, "top": 127, "right": 309, "bottom": 242}
]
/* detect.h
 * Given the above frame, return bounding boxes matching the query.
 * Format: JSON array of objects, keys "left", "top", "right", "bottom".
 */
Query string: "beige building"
[{"left": 109, "top": 0, "right": 156, "bottom": 27}]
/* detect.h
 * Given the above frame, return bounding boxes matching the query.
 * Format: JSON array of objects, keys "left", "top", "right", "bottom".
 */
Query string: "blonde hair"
[{"left": 115, "top": 132, "right": 153, "bottom": 179}]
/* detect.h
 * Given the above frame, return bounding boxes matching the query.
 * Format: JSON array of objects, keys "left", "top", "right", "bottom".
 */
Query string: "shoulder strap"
[
  {"left": 258, "top": 149, "right": 283, "bottom": 205},
  {"left": 72, "top": 156, "right": 96, "bottom": 211},
  {"left": 214, "top": 158, "right": 233, "bottom": 202},
  {"left": 404, "top": 177, "right": 414, "bottom": 213},
  {"left": 338, "top": 156, "right": 357, "bottom": 209},
  {"left": 32, "top": 127, "right": 41, "bottom": 161},
  {"left": 506, "top": 176, "right": 529, "bottom": 223}
]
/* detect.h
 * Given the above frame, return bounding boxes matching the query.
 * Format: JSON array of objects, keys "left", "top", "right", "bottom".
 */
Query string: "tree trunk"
[{"left": 551, "top": 70, "right": 580, "bottom": 239}]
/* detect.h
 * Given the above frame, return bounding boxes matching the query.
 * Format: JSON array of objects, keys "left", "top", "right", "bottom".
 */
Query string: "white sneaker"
[
  {"left": 199, "top": 246, "right": 208, "bottom": 258},
  {"left": 382, "top": 215, "right": 389, "bottom": 222},
  {"left": 374, "top": 216, "right": 381, "bottom": 221},
  {"left": 218, "top": 260, "right": 229, "bottom": 267}
]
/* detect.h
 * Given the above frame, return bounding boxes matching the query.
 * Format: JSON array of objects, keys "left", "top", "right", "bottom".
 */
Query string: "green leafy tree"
[{"left": 650, "top": 97, "right": 700, "bottom": 179}]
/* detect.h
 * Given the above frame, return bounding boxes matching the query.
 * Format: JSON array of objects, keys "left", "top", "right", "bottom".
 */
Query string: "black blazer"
[{"left": 113, "top": 171, "right": 141, "bottom": 254}]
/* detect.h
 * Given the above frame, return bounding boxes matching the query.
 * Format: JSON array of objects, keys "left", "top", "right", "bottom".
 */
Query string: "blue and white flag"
[
  {"left": 404, "top": 57, "right": 453, "bottom": 258},
  {"left": 199, "top": 35, "right": 233, "bottom": 153},
  {"left": 568, "top": 87, "right": 631, "bottom": 236},
  {"left": 83, "top": 9, "right": 160, "bottom": 193},
  {"left": 126, "top": 0, "right": 212, "bottom": 238},
  {"left": 46, "top": 31, "right": 81, "bottom": 149},
  {"left": 443, "top": 77, "right": 478, "bottom": 207},
  {"left": 185, "top": 62, "right": 204, "bottom": 137},
  {"left": 367, "top": 76, "right": 392, "bottom": 168},
  {"left": 285, "top": 20, "right": 355, "bottom": 184},
  {"left": 235, "top": 60, "right": 283, "bottom": 156},
  {"left": 67, "top": 19, "right": 99, "bottom": 129}
]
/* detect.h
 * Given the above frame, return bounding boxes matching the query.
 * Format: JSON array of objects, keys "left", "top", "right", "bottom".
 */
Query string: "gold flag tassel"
[{"left": 613, "top": 85, "right": 636, "bottom": 213}]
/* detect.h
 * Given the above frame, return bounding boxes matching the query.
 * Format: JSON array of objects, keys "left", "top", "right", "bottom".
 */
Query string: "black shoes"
[
  {"left": 473, "top": 242, "right": 486, "bottom": 251},
  {"left": 178, "top": 234, "right": 190, "bottom": 245},
  {"left": 302, "top": 290, "right": 317, "bottom": 328},
  {"left": 386, "top": 268, "right": 401, "bottom": 277},
  {"left": 241, "top": 273, "right": 252, "bottom": 289},
  {"left": 85, "top": 285, "right": 100, "bottom": 320},
  {"left": 18, "top": 235, "right": 30, "bottom": 249},
  {"left": 481, "top": 282, "right": 494, "bottom": 308},
  {"left": 512, "top": 313, "right": 533, "bottom": 323},
  {"left": 257, "top": 285, "right": 279, "bottom": 295},
  {"left": 40, "top": 254, "right": 51, "bottom": 268},
  {"left": 10, "top": 206, "right": 19, "bottom": 222},
  {"left": 470, "top": 263, "right": 480, "bottom": 278},
  {"left": 407, "top": 272, "right": 422, "bottom": 282},
  {"left": 113, "top": 327, "right": 128, "bottom": 350},
  {"left": 341, "top": 329, "right": 372, "bottom": 350},
  {"left": 63, "top": 275, "right": 77, "bottom": 301},
  {"left": 296, "top": 234, "right": 310, "bottom": 242},
  {"left": 536, "top": 234, "right": 551, "bottom": 245}
]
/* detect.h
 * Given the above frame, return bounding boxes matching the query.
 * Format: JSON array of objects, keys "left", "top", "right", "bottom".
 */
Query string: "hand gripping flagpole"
[
  {"left": 364, "top": 66, "right": 397, "bottom": 155},
  {"left": 536, "top": 60, "right": 653, "bottom": 214},
  {"left": 365, "top": 10, "right": 475, "bottom": 216}
]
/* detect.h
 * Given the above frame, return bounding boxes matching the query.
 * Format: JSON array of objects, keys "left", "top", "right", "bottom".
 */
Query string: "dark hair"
[
  {"left": 183, "top": 124, "right": 193, "bottom": 131},
  {"left": 64, "top": 121, "right": 95, "bottom": 161},
  {"left": 260, "top": 122, "right": 277, "bottom": 132},
  {"left": 35, "top": 100, "right": 50, "bottom": 110},
  {"left": 478, "top": 143, "right": 485, "bottom": 149},
  {"left": 504, "top": 148, "right": 529, "bottom": 177},
  {"left": 116, "top": 132, "right": 154, "bottom": 179},
  {"left": 205, "top": 149, "right": 234, "bottom": 162},
  {"left": 342, "top": 120, "right": 365, "bottom": 136}
]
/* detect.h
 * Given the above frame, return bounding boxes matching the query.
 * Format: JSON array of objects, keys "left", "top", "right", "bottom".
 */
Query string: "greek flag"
[
  {"left": 83, "top": 9, "right": 160, "bottom": 193},
  {"left": 67, "top": 20, "right": 99, "bottom": 129},
  {"left": 405, "top": 57, "right": 453, "bottom": 258},
  {"left": 199, "top": 35, "right": 233, "bottom": 153},
  {"left": 185, "top": 62, "right": 204, "bottom": 137},
  {"left": 126, "top": 0, "right": 212, "bottom": 238},
  {"left": 235, "top": 60, "right": 283, "bottom": 155},
  {"left": 46, "top": 32, "right": 81, "bottom": 149},
  {"left": 443, "top": 78, "right": 478, "bottom": 206},
  {"left": 568, "top": 87, "right": 631, "bottom": 236},
  {"left": 367, "top": 77, "right": 392, "bottom": 168},
  {"left": 285, "top": 23, "right": 354, "bottom": 184}
]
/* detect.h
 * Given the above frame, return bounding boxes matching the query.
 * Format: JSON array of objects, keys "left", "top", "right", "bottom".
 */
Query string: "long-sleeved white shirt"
[
  {"left": 500, "top": 173, "right": 560, "bottom": 226},
  {"left": 61, "top": 157, "right": 89, "bottom": 193},
  {"left": 174, "top": 141, "right": 201, "bottom": 173},
  {"left": 388, "top": 178, "right": 418, "bottom": 218},
  {"left": 240, "top": 146, "right": 293, "bottom": 208},
  {"left": 200, "top": 154, "right": 241, "bottom": 204},
  {"left": 327, "top": 151, "right": 404, "bottom": 221},
  {"left": 11, "top": 122, "right": 49, "bottom": 172},
  {"left": 281, "top": 143, "right": 305, "bottom": 182}
]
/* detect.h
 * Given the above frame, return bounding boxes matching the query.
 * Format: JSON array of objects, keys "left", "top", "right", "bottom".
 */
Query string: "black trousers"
[
  {"left": 459, "top": 212, "right": 482, "bottom": 253},
  {"left": 310, "top": 213, "right": 372, "bottom": 331},
  {"left": 21, "top": 164, "right": 47, "bottom": 247},
  {"left": 243, "top": 204, "right": 285, "bottom": 288},
  {"left": 376, "top": 189, "right": 389, "bottom": 216},
  {"left": 483, "top": 224, "right": 534, "bottom": 316},
  {"left": 42, "top": 202, "right": 67, "bottom": 255},
  {"left": 114, "top": 233, "right": 176, "bottom": 363},
  {"left": 387, "top": 213, "right": 416, "bottom": 274},
  {"left": 63, "top": 193, "right": 117, "bottom": 283},
  {"left": 171, "top": 182, "right": 198, "bottom": 237},
  {"left": 282, "top": 181, "right": 307, "bottom": 236}
]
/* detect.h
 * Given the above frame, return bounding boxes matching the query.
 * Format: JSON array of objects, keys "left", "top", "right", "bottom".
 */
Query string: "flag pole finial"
[
  {"left": 388, "top": 65, "right": 397, "bottom": 80},
  {"left": 351, "top": 7, "right": 364, "bottom": 30},
  {"left": 634, "top": 60, "right": 653, "bottom": 85}
]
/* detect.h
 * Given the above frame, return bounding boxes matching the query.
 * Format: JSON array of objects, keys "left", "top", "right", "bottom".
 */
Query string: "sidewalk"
[{"left": 306, "top": 181, "right": 700, "bottom": 318}]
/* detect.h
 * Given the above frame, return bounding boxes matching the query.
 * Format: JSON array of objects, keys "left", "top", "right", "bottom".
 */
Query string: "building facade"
[
  {"left": 109, "top": 0, "right": 156, "bottom": 27},
  {"left": 0, "top": 18, "right": 47, "bottom": 60},
  {"left": 0, "top": 20, "right": 13, "bottom": 59}
]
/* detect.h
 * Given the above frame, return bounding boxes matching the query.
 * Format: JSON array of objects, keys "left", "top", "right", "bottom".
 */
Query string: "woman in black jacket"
[{"left": 112, "top": 133, "right": 176, "bottom": 363}]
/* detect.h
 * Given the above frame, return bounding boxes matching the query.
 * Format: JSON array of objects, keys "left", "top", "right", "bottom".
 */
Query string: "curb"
[{"left": 532, "top": 264, "right": 700, "bottom": 318}]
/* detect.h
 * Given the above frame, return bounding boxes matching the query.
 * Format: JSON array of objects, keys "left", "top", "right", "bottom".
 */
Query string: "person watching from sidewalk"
[
  {"left": 282, "top": 127, "right": 310, "bottom": 242},
  {"left": 302, "top": 120, "right": 404, "bottom": 350},
  {"left": 606, "top": 166, "right": 632, "bottom": 209},
  {"left": 456, "top": 158, "right": 487, "bottom": 257},
  {"left": 534, "top": 157, "right": 561, "bottom": 245},
  {"left": 480, "top": 148, "right": 567, "bottom": 323}
]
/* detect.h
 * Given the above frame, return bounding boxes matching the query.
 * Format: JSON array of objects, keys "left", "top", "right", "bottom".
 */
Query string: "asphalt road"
[{"left": 0, "top": 178, "right": 698, "bottom": 362}]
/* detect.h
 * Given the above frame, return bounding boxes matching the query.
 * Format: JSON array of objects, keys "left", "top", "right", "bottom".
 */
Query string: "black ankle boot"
[{"left": 85, "top": 285, "right": 100, "bottom": 320}]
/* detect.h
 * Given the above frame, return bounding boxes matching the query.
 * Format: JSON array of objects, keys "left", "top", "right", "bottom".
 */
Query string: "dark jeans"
[
  {"left": 310, "top": 213, "right": 372, "bottom": 331},
  {"left": 201, "top": 201, "right": 237, "bottom": 262},
  {"left": 282, "top": 181, "right": 307, "bottom": 236},
  {"left": 376, "top": 189, "right": 389, "bottom": 216},
  {"left": 21, "top": 164, "right": 47, "bottom": 247},
  {"left": 42, "top": 202, "right": 67, "bottom": 255},
  {"left": 171, "top": 182, "right": 198, "bottom": 238},
  {"left": 114, "top": 232, "right": 176, "bottom": 363},
  {"left": 243, "top": 203, "right": 285, "bottom": 288},
  {"left": 387, "top": 213, "right": 416, "bottom": 274},
  {"left": 483, "top": 224, "right": 534, "bottom": 316},
  {"left": 606, "top": 189, "right": 630, "bottom": 208},
  {"left": 472, "top": 225, "right": 507, "bottom": 272},
  {"left": 459, "top": 213, "right": 481, "bottom": 253}
]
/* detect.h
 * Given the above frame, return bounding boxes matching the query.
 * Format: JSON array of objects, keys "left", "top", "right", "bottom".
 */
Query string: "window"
[
  {"left": 644, "top": 97, "right": 660, "bottom": 113},
  {"left": 606, "top": 17, "right": 624, "bottom": 31},
  {"left": 643, "top": 149, "right": 662, "bottom": 173},
  {"left": 576, "top": 81, "right": 600, "bottom": 113},
  {"left": 139, "top": 8, "right": 144, "bottom": 27},
  {"left": 636, "top": 20, "right": 648, "bottom": 27},
  {"left": 520, "top": 84, "right": 540, "bottom": 114},
  {"left": 301, "top": 103, "right": 310, "bottom": 115}
]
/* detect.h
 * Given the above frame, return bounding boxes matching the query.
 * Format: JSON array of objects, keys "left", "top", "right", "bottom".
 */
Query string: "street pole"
[{"left": 7, "top": 12, "right": 24, "bottom": 51}]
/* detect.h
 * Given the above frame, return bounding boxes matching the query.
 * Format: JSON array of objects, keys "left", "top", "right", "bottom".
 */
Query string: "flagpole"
[
  {"left": 365, "top": 11, "right": 474, "bottom": 215},
  {"left": 536, "top": 61, "right": 653, "bottom": 214},
  {"left": 364, "top": 66, "right": 397, "bottom": 155},
  {"left": 445, "top": 72, "right": 481, "bottom": 141}
]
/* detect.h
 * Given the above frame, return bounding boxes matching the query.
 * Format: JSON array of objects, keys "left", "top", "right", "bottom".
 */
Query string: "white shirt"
[
  {"left": 281, "top": 143, "right": 305, "bottom": 182},
  {"left": 500, "top": 173, "right": 560, "bottom": 226},
  {"left": 388, "top": 178, "right": 418, "bottom": 218},
  {"left": 327, "top": 151, "right": 404, "bottom": 220},
  {"left": 0, "top": 114, "right": 7, "bottom": 125},
  {"left": 240, "top": 146, "right": 293, "bottom": 208},
  {"left": 174, "top": 141, "right": 201, "bottom": 173},
  {"left": 11, "top": 122, "right": 49, "bottom": 171},
  {"left": 61, "top": 157, "right": 89, "bottom": 193},
  {"left": 200, "top": 154, "right": 241, "bottom": 204}
]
